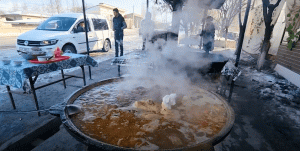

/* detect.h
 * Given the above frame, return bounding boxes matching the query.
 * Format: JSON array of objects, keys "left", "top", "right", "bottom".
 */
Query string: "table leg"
[
  {"left": 80, "top": 66, "right": 86, "bottom": 86},
  {"left": 61, "top": 70, "right": 66, "bottom": 89},
  {"left": 118, "top": 65, "right": 121, "bottom": 77},
  {"left": 88, "top": 66, "right": 92, "bottom": 80},
  {"left": 6, "top": 86, "right": 16, "bottom": 109},
  {"left": 29, "top": 77, "right": 41, "bottom": 116}
]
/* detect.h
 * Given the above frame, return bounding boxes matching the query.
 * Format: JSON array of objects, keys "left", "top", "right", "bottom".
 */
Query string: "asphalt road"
[{"left": 0, "top": 33, "right": 143, "bottom": 61}]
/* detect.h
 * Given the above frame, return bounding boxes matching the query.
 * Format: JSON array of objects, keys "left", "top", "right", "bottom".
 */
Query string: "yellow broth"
[{"left": 71, "top": 83, "right": 227, "bottom": 150}]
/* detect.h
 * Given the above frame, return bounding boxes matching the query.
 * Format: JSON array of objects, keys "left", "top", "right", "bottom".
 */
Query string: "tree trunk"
[
  {"left": 257, "top": 0, "right": 282, "bottom": 70},
  {"left": 185, "top": 23, "right": 189, "bottom": 38},
  {"left": 257, "top": 40, "right": 270, "bottom": 69},
  {"left": 257, "top": 26, "right": 272, "bottom": 70},
  {"left": 172, "top": 9, "right": 182, "bottom": 35},
  {"left": 225, "top": 27, "right": 228, "bottom": 49},
  {"left": 257, "top": 13, "right": 274, "bottom": 69}
]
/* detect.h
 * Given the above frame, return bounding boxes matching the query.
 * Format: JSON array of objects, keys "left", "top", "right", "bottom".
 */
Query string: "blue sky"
[
  {"left": 0, "top": 0, "right": 171, "bottom": 23},
  {"left": 85, "top": 0, "right": 144, "bottom": 14},
  {"left": 0, "top": 0, "right": 151, "bottom": 14}
]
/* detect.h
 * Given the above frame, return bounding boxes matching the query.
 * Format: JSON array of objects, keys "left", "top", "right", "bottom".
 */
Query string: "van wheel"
[
  {"left": 103, "top": 39, "right": 111, "bottom": 52},
  {"left": 62, "top": 45, "right": 76, "bottom": 53}
]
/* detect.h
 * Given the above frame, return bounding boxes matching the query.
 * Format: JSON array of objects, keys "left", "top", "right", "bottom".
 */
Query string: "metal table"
[{"left": 0, "top": 53, "right": 98, "bottom": 116}]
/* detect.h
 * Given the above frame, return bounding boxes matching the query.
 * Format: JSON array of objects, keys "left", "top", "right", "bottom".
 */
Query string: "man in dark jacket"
[
  {"left": 113, "top": 8, "right": 127, "bottom": 57},
  {"left": 200, "top": 16, "right": 215, "bottom": 54}
]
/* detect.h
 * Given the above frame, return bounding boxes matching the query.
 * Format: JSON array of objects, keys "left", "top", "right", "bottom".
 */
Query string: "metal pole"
[
  {"left": 235, "top": 0, "right": 252, "bottom": 68},
  {"left": 147, "top": 0, "right": 149, "bottom": 12},
  {"left": 133, "top": 5, "right": 135, "bottom": 28},
  {"left": 82, "top": 0, "right": 92, "bottom": 80},
  {"left": 228, "top": 0, "right": 252, "bottom": 103}
]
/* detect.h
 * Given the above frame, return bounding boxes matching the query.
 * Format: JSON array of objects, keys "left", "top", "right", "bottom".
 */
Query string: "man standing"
[
  {"left": 200, "top": 16, "right": 215, "bottom": 54},
  {"left": 113, "top": 8, "right": 127, "bottom": 57}
]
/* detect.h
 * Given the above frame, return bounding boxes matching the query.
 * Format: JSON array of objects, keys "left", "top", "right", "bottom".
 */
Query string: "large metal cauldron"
[{"left": 57, "top": 78, "right": 235, "bottom": 151}]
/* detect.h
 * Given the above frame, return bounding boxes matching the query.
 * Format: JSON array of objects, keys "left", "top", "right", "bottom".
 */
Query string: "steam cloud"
[{"left": 117, "top": 0, "right": 221, "bottom": 100}]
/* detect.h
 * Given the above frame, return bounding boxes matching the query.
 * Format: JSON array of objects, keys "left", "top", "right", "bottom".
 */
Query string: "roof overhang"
[{"left": 98, "top": 3, "right": 126, "bottom": 12}]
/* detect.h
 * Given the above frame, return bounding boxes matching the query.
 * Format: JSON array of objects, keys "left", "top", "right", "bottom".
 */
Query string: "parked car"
[{"left": 16, "top": 13, "right": 113, "bottom": 54}]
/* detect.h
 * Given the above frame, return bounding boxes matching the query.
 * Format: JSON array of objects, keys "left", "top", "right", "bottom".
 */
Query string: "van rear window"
[
  {"left": 92, "top": 19, "right": 109, "bottom": 31},
  {"left": 37, "top": 17, "right": 77, "bottom": 31}
]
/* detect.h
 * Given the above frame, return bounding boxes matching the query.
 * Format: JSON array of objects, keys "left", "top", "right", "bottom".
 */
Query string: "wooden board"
[{"left": 276, "top": 44, "right": 300, "bottom": 75}]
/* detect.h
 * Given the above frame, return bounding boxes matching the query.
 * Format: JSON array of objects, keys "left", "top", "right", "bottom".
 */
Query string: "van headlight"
[{"left": 40, "top": 39, "right": 58, "bottom": 46}]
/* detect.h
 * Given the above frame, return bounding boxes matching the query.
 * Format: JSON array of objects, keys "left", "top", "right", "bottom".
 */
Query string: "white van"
[{"left": 16, "top": 13, "right": 113, "bottom": 54}]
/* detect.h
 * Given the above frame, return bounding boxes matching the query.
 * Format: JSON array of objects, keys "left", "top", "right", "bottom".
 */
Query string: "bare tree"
[
  {"left": 48, "top": 0, "right": 55, "bottom": 15},
  {"left": 151, "top": 5, "right": 158, "bottom": 22},
  {"left": 219, "top": 0, "right": 245, "bottom": 48},
  {"left": 70, "top": 0, "right": 93, "bottom": 13},
  {"left": 55, "top": 0, "right": 62, "bottom": 14},
  {"left": 46, "top": 0, "right": 64, "bottom": 14},
  {"left": 12, "top": 2, "right": 19, "bottom": 13},
  {"left": 141, "top": 1, "right": 147, "bottom": 17},
  {"left": 257, "top": 0, "right": 282, "bottom": 70},
  {"left": 21, "top": 3, "right": 28, "bottom": 14}
]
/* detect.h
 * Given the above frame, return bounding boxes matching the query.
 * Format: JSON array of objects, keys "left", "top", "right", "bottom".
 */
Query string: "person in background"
[
  {"left": 141, "top": 12, "right": 155, "bottom": 50},
  {"left": 77, "top": 22, "right": 86, "bottom": 32},
  {"left": 113, "top": 8, "right": 127, "bottom": 57},
  {"left": 200, "top": 16, "right": 215, "bottom": 54}
]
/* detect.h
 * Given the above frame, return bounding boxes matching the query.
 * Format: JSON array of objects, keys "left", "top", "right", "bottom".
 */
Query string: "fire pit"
[{"left": 56, "top": 78, "right": 234, "bottom": 150}]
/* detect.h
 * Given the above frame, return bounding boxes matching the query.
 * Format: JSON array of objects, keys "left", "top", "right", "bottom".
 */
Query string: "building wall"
[
  {"left": 3, "top": 15, "right": 47, "bottom": 21},
  {"left": 21, "top": 15, "right": 47, "bottom": 20},
  {"left": 0, "top": 26, "right": 36, "bottom": 36},
  {"left": 242, "top": 1, "right": 285, "bottom": 55},
  {"left": 99, "top": 5, "right": 126, "bottom": 30},
  {"left": 276, "top": 43, "right": 300, "bottom": 75},
  {"left": 124, "top": 14, "right": 142, "bottom": 29}
]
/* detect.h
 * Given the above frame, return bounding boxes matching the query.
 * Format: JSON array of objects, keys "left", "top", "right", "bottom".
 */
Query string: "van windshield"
[{"left": 37, "top": 17, "right": 77, "bottom": 31}]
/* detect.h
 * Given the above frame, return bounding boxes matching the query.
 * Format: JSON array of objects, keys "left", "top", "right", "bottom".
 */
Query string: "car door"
[
  {"left": 87, "top": 18, "right": 98, "bottom": 51},
  {"left": 92, "top": 18, "right": 103, "bottom": 50},
  {"left": 72, "top": 20, "right": 86, "bottom": 52},
  {"left": 72, "top": 19, "right": 97, "bottom": 53},
  {"left": 93, "top": 18, "right": 108, "bottom": 50},
  {"left": 101, "top": 19, "right": 110, "bottom": 43}
]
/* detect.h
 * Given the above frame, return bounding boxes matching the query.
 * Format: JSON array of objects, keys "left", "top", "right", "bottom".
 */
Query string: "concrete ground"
[
  {"left": 0, "top": 55, "right": 125, "bottom": 150},
  {"left": 0, "top": 35, "right": 299, "bottom": 150}
]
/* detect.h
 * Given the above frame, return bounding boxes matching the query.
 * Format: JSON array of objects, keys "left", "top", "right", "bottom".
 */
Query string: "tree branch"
[
  {"left": 274, "top": 0, "right": 282, "bottom": 8},
  {"left": 262, "top": 0, "right": 270, "bottom": 6},
  {"left": 263, "top": 1, "right": 268, "bottom": 26},
  {"left": 268, "top": 0, "right": 282, "bottom": 9}
]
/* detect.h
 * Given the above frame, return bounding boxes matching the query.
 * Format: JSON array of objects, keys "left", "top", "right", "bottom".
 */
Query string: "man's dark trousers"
[{"left": 115, "top": 31, "right": 124, "bottom": 57}]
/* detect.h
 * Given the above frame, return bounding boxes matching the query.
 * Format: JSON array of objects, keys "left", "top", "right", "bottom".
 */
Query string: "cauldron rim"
[{"left": 61, "top": 77, "right": 235, "bottom": 150}]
